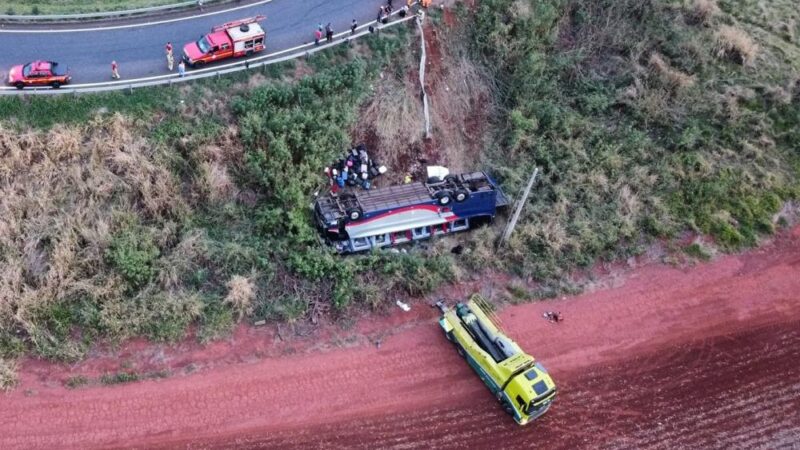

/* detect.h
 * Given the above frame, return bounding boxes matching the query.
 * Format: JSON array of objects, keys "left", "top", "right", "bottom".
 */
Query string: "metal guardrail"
[
  {"left": 0, "top": 12, "right": 415, "bottom": 95},
  {"left": 0, "top": 0, "right": 225, "bottom": 21}
]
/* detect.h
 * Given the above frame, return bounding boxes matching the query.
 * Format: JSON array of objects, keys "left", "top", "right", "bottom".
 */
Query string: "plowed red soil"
[{"left": 2, "top": 228, "right": 799, "bottom": 449}]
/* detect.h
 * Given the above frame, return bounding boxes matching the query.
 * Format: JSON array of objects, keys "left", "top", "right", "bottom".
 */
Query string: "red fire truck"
[{"left": 182, "top": 16, "right": 266, "bottom": 68}]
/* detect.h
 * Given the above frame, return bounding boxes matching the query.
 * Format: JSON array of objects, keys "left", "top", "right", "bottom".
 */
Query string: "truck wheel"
[
  {"left": 51, "top": 81, "right": 61, "bottom": 89},
  {"left": 502, "top": 401, "right": 515, "bottom": 416},
  {"left": 456, "top": 344, "right": 466, "bottom": 358},
  {"left": 454, "top": 189, "right": 470, "bottom": 202},
  {"left": 435, "top": 190, "right": 452, "bottom": 206},
  {"left": 346, "top": 208, "right": 363, "bottom": 221},
  {"left": 14, "top": 82, "right": 24, "bottom": 90}
]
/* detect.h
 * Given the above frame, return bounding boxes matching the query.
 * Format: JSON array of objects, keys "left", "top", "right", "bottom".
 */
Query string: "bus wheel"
[
  {"left": 346, "top": 208, "right": 363, "bottom": 221},
  {"left": 435, "top": 190, "right": 452, "bottom": 206}
]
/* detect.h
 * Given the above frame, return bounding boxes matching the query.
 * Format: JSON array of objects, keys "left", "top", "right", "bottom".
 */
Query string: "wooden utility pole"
[{"left": 499, "top": 167, "right": 539, "bottom": 247}]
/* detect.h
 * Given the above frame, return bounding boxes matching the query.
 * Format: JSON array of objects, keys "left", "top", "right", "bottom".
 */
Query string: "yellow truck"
[{"left": 436, "top": 295, "right": 557, "bottom": 425}]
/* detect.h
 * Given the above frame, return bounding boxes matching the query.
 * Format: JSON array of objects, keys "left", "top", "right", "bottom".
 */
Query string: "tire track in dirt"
[{"left": 1, "top": 229, "right": 799, "bottom": 449}]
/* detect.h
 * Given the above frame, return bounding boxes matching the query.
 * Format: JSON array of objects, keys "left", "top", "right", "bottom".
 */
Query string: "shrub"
[
  {"left": 715, "top": 25, "right": 758, "bottom": 66},
  {"left": 65, "top": 375, "right": 90, "bottom": 389},
  {"left": 224, "top": 275, "right": 257, "bottom": 319},
  {"left": 106, "top": 224, "right": 161, "bottom": 288},
  {"left": 0, "top": 358, "right": 19, "bottom": 391},
  {"left": 686, "top": 0, "right": 719, "bottom": 24}
]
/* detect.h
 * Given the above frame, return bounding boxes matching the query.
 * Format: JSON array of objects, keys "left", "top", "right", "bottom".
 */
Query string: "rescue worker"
[
  {"left": 351, "top": 19, "right": 358, "bottom": 34},
  {"left": 325, "top": 23, "right": 334, "bottom": 42},
  {"left": 404, "top": 174, "right": 413, "bottom": 184},
  {"left": 111, "top": 61, "right": 120, "bottom": 79},
  {"left": 387, "top": 0, "right": 394, "bottom": 12},
  {"left": 166, "top": 42, "right": 174, "bottom": 71}
]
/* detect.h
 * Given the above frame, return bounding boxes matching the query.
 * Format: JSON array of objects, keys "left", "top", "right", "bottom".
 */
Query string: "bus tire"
[
  {"left": 435, "top": 190, "right": 452, "bottom": 206},
  {"left": 454, "top": 189, "right": 470, "bottom": 202},
  {"left": 51, "top": 81, "right": 61, "bottom": 89},
  {"left": 346, "top": 208, "right": 363, "bottom": 221},
  {"left": 15, "top": 82, "right": 24, "bottom": 90}
]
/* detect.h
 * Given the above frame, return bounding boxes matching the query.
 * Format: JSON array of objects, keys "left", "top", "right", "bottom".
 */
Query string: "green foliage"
[
  {"left": 467, "top": 0, "right": 800, "bottom": 279},
  {"left": 107, "top": 223, "right": 160, "bottom": 288},
  {"left": 684, "top": 243, "right": 712, "bottom": 261},
  {"left": 65, "top": 375, "right": 90, "bottom": 389},
  {"left": 197, "top": 297, "right": 235, "bottom": 343}
]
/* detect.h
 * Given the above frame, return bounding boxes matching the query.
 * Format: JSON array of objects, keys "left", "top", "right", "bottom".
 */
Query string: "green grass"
[
  {"left": 0, "top": 0, "right": 224, "bottom": 15},
  {"left": 0, "top": 26, "right": 452, "bottom": 366},
  {"left": 462, "top": 0, "right": 800, "bottom": 279}
]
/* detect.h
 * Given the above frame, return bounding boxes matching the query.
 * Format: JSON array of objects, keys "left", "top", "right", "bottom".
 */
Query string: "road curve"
[{"left": 0, "top": 0, "right": 387, "bottom": 84}]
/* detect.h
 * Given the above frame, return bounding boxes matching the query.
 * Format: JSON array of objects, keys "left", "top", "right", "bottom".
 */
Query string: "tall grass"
[{"left": 464, "top": 0, "right": 800, "bottom": 277}]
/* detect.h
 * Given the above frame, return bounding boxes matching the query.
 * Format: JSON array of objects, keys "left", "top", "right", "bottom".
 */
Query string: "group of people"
[
  {"left": 324, "top": 144, "right": 387, "bottom": 193},
  {"left": 316, "top": 0, "right": 429, "bottom": 45},
  {"left": 109, "top": 42, "right": 187, "bottom": 80},
  {"left": 314, "top": 23, "right": 337, "bottom": 45}
]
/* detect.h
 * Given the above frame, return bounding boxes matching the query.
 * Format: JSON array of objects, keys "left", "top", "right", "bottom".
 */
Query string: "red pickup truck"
[
  {"left": 182, "top": 16, "right": 266, "bottom": 68},
  {"left": 7, "top": 60, "right": 71, "bottom": 89}
]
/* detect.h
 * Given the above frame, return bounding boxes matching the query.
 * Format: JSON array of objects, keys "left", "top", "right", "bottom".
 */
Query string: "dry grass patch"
[
  {"left": 648, "top": 53, "right": 696, "bottom": 90},
  {"left": 0, "top": 114, "right": 186, "bottom": 345},
  {"left": 0, "top": 358, "right": 18, "bottom": 391},
  {"left": 715, "top": 25, "right": 759, "bottom": 66},
  {"left": 225, "top": 274, "right": 256, "bottom": 319},
  {"left": 686, "top": 0, "right": 719, "bottom": 25}
]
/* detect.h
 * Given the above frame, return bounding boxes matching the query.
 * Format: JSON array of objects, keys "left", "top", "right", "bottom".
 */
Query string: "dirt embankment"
[{"left": 1, "top": 228, "right": 799, "bottom": 449}]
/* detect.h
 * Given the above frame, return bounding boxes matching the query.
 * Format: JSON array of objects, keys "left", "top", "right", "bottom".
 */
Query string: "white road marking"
[{"left": 0, "top": 0, "right": 272, "bottom": 33}]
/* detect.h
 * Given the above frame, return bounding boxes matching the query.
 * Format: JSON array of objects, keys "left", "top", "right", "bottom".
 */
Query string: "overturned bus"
[{"left": 314, "top": 170, "right": 509, "bottom": 253}]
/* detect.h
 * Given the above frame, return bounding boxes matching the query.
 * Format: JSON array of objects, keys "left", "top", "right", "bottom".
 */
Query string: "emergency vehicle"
[
  {"left": 314, "top": 169, "right": 509, "bottom": 253},
  {"left": 7, "top": 61, "right": 71, "bottom": 89},
  {"left": 437, "top": 295, "right": 557, "bottom": 425},
  {"left": 182, "top": 16, "right": 266, "bottom": 67}
]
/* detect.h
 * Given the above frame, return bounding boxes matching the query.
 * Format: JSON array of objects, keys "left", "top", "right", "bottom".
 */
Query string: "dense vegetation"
[
  {"left": 0, "top": 29, "right": 454, "bottom": 388},
  {"left": 461, "top": 0, "right": 800, "bottom": 279}
]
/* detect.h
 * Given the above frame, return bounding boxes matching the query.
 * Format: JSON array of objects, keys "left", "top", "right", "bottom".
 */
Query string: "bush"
[
  {"left": 107, "top": 224, "right": 160, "bottom": 288},
  {"left": 0, "top": 358, "right": 18, "bottom": 391}
]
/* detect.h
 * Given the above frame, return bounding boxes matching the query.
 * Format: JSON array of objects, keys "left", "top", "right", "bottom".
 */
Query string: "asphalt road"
[{"left": 0, "top": 0, "right": 388, "bottom": 84}]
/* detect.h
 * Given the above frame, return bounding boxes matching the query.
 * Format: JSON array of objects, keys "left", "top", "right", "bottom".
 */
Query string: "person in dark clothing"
[
  {"left": 351, "top": 19, "right": 358, "bottom": 34},
  {"left": 325, "top": 23, "right": 334, "bottom": 42},
  {"left": 387, "top": 0, "right": 393, "bottom": 12}
]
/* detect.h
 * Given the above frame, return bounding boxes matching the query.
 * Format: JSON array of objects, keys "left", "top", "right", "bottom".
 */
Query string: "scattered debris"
[
  {"left": 396, "top": 300, "right": 411, "bottom": 312},
  {"left": 543, "top": 311, "right": 563, "bottom": 323}
]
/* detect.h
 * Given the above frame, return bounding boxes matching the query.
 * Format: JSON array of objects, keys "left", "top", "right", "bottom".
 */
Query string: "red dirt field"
[{"left": 2, "top": 228, "right": 799, "bottom": 449}]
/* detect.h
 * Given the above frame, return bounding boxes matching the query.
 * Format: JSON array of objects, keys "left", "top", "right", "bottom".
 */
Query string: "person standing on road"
[
  {"left": 314, "top": 27, "right": 323, "bottom": 45},
  {"left": 351, "top": 19, "right": 358, "bottom": 34},
  {"left": 111, "top": 60, "right": 120, "bottom": 79},
  {"left": 325, "top": 23, "right": 334, "bottom": 42},
  {"left": 165, "top": 42, "right": 174, "bottom": 71},
  {"left": 178, "top": 60, "right": 186, "bottom": 77}
]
